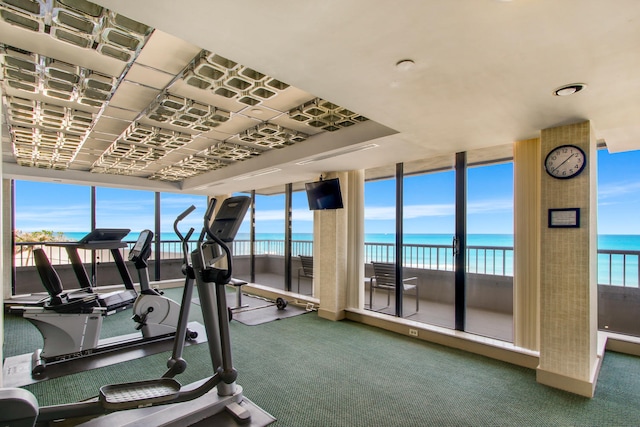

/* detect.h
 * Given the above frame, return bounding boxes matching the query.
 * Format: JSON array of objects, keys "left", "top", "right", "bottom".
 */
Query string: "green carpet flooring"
[{"left": 4, "top": 287, "right": 640, "bottom": 426}]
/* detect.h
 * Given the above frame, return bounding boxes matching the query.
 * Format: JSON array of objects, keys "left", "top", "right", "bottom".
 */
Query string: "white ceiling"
[{"left": 2, "top": 0, "right": 640, "bottom": 195}]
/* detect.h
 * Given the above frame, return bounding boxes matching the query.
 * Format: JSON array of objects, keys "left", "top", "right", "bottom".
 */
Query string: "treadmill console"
[{"left": 79, "top": 228, "right": 130, "bottom": 244}]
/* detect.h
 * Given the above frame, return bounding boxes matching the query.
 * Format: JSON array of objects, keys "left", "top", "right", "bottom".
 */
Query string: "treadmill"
[{"left": 46, "top": 228, "right": 137, "bottom": 313}]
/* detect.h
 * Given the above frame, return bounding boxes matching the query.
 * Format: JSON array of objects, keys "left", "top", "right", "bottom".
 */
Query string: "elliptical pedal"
[{"left": 99, "top": 378, "right": 181, "bottom": 410}]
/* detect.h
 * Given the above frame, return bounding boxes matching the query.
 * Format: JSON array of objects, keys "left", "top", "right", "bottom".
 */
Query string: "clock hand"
[{"left": 551, "top": 153, "right": 576, "bottom": 173}]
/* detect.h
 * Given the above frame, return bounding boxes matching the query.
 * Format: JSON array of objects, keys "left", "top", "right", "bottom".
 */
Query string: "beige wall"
[
  {"left": 315, "top": 172, "right": 349, "bottom": 321},
  {"left": 0, "top": 95, "right": 4, "bottom": 386},
  {"left": 537, "top": 121, "right": 599, "bottom": 397}
]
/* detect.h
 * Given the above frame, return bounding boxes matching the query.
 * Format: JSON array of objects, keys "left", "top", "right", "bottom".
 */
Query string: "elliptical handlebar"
[
  {"left": 207, "top": 232, "right": 233, "bottom": 285},
  {"left": 204, "top": 198, "right": 217, "bottom": 228},
  {"left": 173, "top": 205, "right": 196, "bottom": 267}
]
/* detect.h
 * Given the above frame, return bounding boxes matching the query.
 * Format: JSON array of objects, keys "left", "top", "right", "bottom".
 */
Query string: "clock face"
[{"left": 544, "top": 145, "right": 586, "bottom": 179}]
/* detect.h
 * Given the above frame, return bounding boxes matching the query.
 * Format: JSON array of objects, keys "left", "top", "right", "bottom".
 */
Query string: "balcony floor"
[{"left": 240, "top": 273, "right": 513, "bottom": 343}]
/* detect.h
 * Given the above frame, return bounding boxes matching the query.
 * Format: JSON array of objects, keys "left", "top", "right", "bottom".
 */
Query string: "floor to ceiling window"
[
  {"left": 364, "top": 176, "right": 397, "bottom": 315},
  {"left": 160, "top": 193, "right": 207, "bottom": 240},
  {"left": 465, "top": 161, "right": 514, "bottom": 341},
  {"left": 95, "top": 187, "right": 155, "bottom": 238},
  {"left": 94, "top": 187, "right": 154, "bottom": 286},
  {"left": 402, "top": 160, "right": 456, "bottom": 327},
  {"left": 14, "top": 181, "right": 91, "bottom": 268},
  {"left": 362, "top": 148, "right": 514, "bottom": 341},
  {"left": 292, "top": 187, "right": 314, "bottom": 295},
  {"left": 159, "top": 192, "right": 207, "bottom": 280},
  {"left": 597, "top": 148, "right": 640, "bottom": 337},
  {"left": 232, "top": 191, "right": 254, "bottom": 285},
  {"left": 253, "top": 191, "right": 286, "bottom": 291}
]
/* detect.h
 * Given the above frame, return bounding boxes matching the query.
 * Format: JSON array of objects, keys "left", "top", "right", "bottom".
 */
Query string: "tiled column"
[
  {"left": 537, "top": 121, "right": 599, "bottom": 397},
  {"left": 345, "top": 170, "right": 365, "bottom": 310},
  {"left": 513, "top": 138, "right": 541, "bottom": 351},
  {"left": 315, "top": 172, "right": 348, "bottom": 321}
]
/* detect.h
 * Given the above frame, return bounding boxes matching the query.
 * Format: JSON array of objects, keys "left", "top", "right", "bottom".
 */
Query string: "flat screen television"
[{"left": 305, "top": 178, "right": 344, "bottom": 210}]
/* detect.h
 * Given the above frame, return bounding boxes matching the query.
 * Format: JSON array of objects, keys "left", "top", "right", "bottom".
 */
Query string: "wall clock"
[{"left": 544, "top": 144, "right": 586, "bottom": 179}]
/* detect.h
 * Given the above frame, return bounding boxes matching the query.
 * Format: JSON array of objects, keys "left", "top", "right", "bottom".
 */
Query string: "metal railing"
[
  {"left": 363, "top": 242, "right": 513, "bottom": 276},
  {"left": 598, "top": 249, "right": 640, "bottom": 287},
  {"left": 13, "top": 239, "right": 313, "bottom": 266},
  {"left": 13, "top": 240, "right": 636, "bottom": 286}
]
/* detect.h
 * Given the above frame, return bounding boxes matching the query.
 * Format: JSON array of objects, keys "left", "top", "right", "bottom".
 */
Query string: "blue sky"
[{"left": 13, "top": 148, "right": 640, "bottom": 236}]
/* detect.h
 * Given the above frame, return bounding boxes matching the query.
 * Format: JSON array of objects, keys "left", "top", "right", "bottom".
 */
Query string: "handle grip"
[{"left": 177, "top": 205, "right": 196, "bottom": 222}]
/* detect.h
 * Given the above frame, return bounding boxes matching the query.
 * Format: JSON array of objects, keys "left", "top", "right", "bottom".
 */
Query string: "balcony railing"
[
  {"left": 363, "top": 242, "right": 513, "bottom": 276},
  {"left": 13, "top": 240, "right": 635, "bottom": 286},
  {"left": 598, "top": 249, "right": 640, "bottom": 287}
]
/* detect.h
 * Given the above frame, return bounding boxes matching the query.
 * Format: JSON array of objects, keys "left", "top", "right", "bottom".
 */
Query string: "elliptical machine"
[{"left": 0, "top": 195, "right": 265, "bottom": 426}]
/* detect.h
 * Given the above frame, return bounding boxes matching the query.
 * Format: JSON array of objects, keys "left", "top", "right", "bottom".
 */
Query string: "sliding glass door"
[
  {"left": 402, "top": 166, "right": 456, "bottom": 326},
  {"left": 363, "top": 151, "right": 515, "bottom": 342},
  {"left": 465, "top": 161, "right": 514, "bottom": 341},
  {"left": 292, "top": 188, "right": 314, "bottom": 295},
  {"left": 364, "top": 177, "right": 396, "bottom": 315},
  {"left": 254, "top": 192, "right": 286, "bottom": 290}
]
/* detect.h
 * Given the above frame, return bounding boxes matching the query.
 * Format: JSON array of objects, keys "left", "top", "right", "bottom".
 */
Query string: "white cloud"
[
  {"left": 255, "top": 209, "right": 284, "bottom": 221},
  {"left": 599, "top": 181, "right": 640, "bottom": 199},
  {"left": 365, "top": 199, "right": 512, "bottom": 221},
  {"left": 255, "top": 208, "right": 314, "bottom": 222},
  {"left": 160, "top": 195, "right": 208, "bottom": 207},
  {"left": 364, "top": 206, "right": 396, "bottom": 221},
  {"left": 293, "top": 209, "right": 314, "bottom": 221},
  {"left": 467, "top": 199, "right": 513, "bottom": 214},
  {"left": 16, "top": 205, "right": 90, "bottom": 232}
]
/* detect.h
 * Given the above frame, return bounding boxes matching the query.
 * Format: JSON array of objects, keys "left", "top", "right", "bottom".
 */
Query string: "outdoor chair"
[
  {"left": 369, "top": 262, "right": 419, "bottom": 313},
  {"left": 297, "top": 255, "right": 314, "bottom": 293}
]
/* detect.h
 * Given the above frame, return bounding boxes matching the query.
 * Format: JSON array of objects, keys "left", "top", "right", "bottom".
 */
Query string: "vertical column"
[
  {"left": 537, "top": 121, "right": 599, "bottom": 397},
  {"left": 0, "top": 91, "right": 4, "bottom": 385},
  {"left": 316, "top": 172, "right": 348, "bottom": 321},
  {"left": 285, "top": 184, "right": 292, "bottom": 292},
  {"left": 2, "top": 180, "right": 10, "bottom": 300},
  {"left": 345, "top": 170, "right": 365, "bottom": 310},
  {"left": 250, "top": 190, "right": 256, "bottom": 284},
  {"left": 154, "top": 192, "right": 161, "bottom": 281},
  {"left": 513, "top": 138, "right": 541, "bottom": 350},
  {"left": 395, "top": 163, "right": 404, "bottom": 317},
  {"left": 454, "top": 152, "right": 466, "bottom": 331}
]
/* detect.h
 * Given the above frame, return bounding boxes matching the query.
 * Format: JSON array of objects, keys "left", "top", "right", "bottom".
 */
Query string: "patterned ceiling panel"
[{"left": 0, "top": 0, "right": 370, "bottom": 182}]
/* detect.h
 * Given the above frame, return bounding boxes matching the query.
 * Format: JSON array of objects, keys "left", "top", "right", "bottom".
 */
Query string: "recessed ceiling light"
[
  {"left": 553, "top": 83, "right": 587, "bottom": 96},
  {"left": 395, "top": 59, "right": 415, "bottom": 71}
]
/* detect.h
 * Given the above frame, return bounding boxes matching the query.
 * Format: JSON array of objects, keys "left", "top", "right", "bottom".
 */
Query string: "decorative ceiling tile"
[{"left": 0, "top": 0, "right": 374, "bottom": 182}]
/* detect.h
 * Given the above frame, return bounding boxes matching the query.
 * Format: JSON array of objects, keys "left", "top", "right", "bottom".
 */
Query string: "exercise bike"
[
  {"left": 16, "top": 227, "right": 197, "bottom": 376},
  {"left": 1, "top": 195, "right": 270, "bottom": 426},
  {"left": 130, "top": 229, "right": 197, "bottom": 340}
]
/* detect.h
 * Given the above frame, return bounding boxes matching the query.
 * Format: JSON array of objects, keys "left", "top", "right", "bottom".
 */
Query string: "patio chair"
[
  {"left": 297, "top": 255, "right": 314, "bottom": 293},
  {"left": 369, "top": 262, "right": 419, "bottom": 313}
]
